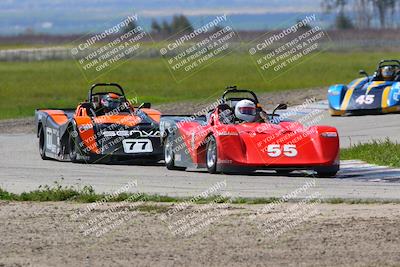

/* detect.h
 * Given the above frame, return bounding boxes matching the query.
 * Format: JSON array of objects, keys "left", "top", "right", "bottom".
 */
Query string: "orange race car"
[{"left": 35, "top": 83, "right": 163, "bottom": 163}]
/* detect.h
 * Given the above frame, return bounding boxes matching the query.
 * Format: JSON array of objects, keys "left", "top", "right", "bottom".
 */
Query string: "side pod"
[{"left": 328, "top": 84, "right": 347, "bottom": 111}]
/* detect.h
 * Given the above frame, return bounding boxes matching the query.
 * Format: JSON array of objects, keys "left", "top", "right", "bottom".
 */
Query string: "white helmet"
[{"left": 235, "top": 99, "right": 256, "bottom": 122}]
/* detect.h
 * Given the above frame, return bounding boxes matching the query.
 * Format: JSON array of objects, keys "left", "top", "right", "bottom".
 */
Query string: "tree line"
[
  {"left": 323, "top": 0, "right": 400, "bottom": 29},
  {"left": 122, "top": 15, "right": 194, "bottom": 35},
  {"left": 151, "top": 15, "right": 193, "bottom": 34}
]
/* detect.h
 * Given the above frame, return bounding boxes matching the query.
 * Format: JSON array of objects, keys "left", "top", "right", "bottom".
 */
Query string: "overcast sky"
[
  {"left": 0, "top": 0, "right": 322, "bottom": 16},
  {"left": 0, "top": 0, "right": 324, "bottom": 34}
]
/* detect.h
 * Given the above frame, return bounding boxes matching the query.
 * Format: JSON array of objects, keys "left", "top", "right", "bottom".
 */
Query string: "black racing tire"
[
  {"left": 206, "top": 135, "right": 218, "bottom": 174},
  {"left": 275, "top": 170, "right": 293, "bottom": 175},
  {"left": 316, "top": 171, "right": 338, "bottom": 178},
  {"left": 39, "top": 126, "right": 50, "bottom": 160},
  {"left": 164, "top": 134, "right": 185, "bottom": 171},
  {"left": 315, "top": 165, "right": 339, "bottom": 178},
  {"left": 145, "top": 158, "right": 163, "bottom": 165},
  {"left": 224, "top": 170, "right": 255, "bottom": 175},
  {"left": 68, "top": 132, "right": 79, "bottom": 163}
]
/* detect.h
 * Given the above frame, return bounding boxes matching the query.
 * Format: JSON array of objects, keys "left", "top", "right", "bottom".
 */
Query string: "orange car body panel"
[
  {"left": 41, "top": 109, "right": 69, "bottom": 125},
  {"left": 38, "top": 104, "right": 162, "bottom": 156},
  {"left": 141, "top": 108, "right": 161, "bottom": 122}
]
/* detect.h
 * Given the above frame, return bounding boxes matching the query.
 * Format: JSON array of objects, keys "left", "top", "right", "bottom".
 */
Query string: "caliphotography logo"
[{"left": 70, "top": 13, "right": 150, "bottom": 81}]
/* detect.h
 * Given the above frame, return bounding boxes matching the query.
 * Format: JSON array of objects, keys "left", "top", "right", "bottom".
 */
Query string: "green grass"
[
  {"left": 0, "top": 184, "right": 276, "bottom": 204},
  {"left": 135, "top": 204, "right": 170, "bottom": 213},
  {"left": 0, "top": 183, "right": 398, "bottom": 204},
  {"left": 0, "top": 44, "right": 60, "bottom": 49},
  {"left": 341, "top": 139, "right": 400, "bottom": 168},
  {"left": 0, "top": 51, "right": 397, "bottom": 119},
  {"left": 321, "top": 198, "right": 397, "bottom": 204}
]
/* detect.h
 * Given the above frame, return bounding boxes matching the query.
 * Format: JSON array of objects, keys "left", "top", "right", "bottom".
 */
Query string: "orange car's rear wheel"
[{"left": 39, "top": 126, "right": 50, "bottom": 160}]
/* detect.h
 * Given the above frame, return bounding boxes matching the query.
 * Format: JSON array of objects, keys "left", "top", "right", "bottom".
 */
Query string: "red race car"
[{"left": 160, "top": 86, "right": 340, "bottom": 177}]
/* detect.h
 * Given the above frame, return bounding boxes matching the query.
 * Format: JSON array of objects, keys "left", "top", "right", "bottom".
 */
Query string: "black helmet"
[
  {"left": 100, "top": 93, "right": 122, "bottom": 112},
  {"left": 381, "top": 66, "right": 397, "bottom": 81}
]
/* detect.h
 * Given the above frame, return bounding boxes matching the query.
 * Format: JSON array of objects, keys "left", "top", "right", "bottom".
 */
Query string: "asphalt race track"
[
  {"left": 282, "top": 100, "right": 400, "bottom": 148},
  {"left": 0, "top": 101, "right": 400, "bottom": 199},
  {"left": 2, "top": 132, "right": 400, "bottom": 200}
]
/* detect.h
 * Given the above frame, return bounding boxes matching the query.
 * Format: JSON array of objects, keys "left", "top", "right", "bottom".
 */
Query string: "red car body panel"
[
  {"left": 161, "top": 97, "right": 340, "bottom": 176},
  {"left": 174, "top": 109, "right": 339, "bottom": 169}
]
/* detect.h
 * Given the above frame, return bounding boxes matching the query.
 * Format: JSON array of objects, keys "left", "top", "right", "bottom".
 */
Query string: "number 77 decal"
[{"left": 122, "top": 139, "right": 153, "bottom": 153}]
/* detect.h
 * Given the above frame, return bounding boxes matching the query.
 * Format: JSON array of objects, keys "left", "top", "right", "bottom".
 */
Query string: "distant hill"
[{"left": 0, "top": 0, "right": 328, "bottom": 35}]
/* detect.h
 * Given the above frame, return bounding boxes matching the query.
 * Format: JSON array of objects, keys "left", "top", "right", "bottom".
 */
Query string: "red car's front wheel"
[
  {"left": 206, "top": 135, "right": 218, "bottom": 174},
  {"left": 164, "top": 134, "right": 185, "bottom": 171},
  {"left": 164, "top": 134, "right": 175, "bottom": 170}
]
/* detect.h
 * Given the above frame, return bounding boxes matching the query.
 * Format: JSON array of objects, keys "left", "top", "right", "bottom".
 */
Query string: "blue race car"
[{"left": 328, "top": 59, "right": 400, "bottom": 116}]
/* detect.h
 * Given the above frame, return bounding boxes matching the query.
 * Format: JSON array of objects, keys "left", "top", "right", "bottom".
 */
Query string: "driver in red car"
[{"left": 234, "top": 99, "right": 257, "bottom": 123}]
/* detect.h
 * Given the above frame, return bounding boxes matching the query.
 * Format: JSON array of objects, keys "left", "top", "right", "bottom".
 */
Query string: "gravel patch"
[{"left": 0, "top": 201, "right": 399, "bottom": 266}]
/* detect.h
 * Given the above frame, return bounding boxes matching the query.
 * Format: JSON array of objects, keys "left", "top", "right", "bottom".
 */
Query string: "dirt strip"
[
  {"left": 0, "top": 117, "right": 35, "bottom": 134},
  {"left": 156, "top": 87, "right": 326, "bottom": 115},
  {"left": 0, "top": 201, "right": 399, "bottom": 266}
]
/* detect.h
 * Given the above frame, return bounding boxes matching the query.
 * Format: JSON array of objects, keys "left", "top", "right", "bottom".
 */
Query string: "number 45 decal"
[
  {"left": 267, "top": 144, "right": 298, "bottom": 157},
  {"left": 356, "top": 95, "right": 375, "bottom": 105}
]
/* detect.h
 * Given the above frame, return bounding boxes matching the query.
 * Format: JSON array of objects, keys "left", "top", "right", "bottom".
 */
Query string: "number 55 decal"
[{"left": 267, "top": 144, "right": 298, "bottom": 157}]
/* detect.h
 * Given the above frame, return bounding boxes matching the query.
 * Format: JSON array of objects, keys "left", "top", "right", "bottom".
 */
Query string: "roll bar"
[
  {"left": 88, "top": 83, "right": 126, "bottom": 101},
  {"left": 222, "top": 85, "right": 259, "bottom": 104},
  {"left": 378, "top": 59, "right": 400, "bottom": 68}
]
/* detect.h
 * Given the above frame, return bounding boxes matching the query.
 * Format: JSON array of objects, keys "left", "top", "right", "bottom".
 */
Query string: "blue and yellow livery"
[{"left": 328, "top": 60, "right": 400, "bottom": 116}]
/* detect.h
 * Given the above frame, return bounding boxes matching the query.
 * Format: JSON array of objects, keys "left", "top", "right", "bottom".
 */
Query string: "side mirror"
[
  {"left": 276, "top": 103, "right": 287, "bottom": 110},
  {"left": 271, "top": 103, "right": 287, "bottom": 117},
  {"left": 209, "top": 115, "right": 215, "bottom": 126},
  {"left": 359, "top": 70, "right": 369, "bottom": 80},
  {"left": 137, "top": 102, "right": 151, "bottom": 109},
  {"left": 142, "top": 102, "right": 151, "bottom": 109}
]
